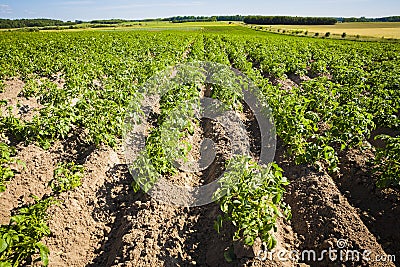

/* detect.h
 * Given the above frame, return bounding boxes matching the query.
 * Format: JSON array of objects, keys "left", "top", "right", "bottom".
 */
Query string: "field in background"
[
  {"left": 2, "top": 21, "right": 239, "bottom": 33},
  {"left": 103, "top": 21, "right": 243, "bottom": 32},
  {"left": 3, "top": 20, "right": 400, "bottom": 39},
  {"left": 0, "top": 22, "right": 400, "bottom": 266},
  {"left": 264, "top": 22, "right": 400, "bottom": 38}
]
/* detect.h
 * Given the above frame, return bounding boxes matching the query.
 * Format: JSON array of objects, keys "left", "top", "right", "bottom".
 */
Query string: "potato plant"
[
  {"left": 0, "top": 196, "right": 56, "bottom": 267},
  {"left": 213, "top": 156, "right": 291, "bottom": 249},
  {"left": 0, "top": 25, "right": 399, "bottom": 263},
  {"left": 49, "top": 162, "right": 84, "bottom": 193}
]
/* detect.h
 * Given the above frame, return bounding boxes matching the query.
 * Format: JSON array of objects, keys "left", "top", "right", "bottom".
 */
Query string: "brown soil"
[
  {"left": 287, "top": 73, "right": 312, "bottom": 85},
  {"left": 276, "top": 141, "right": 396, "bottom": 267},
  {"left": 0, "top": 144, "right": 56, "bottom": 224},
  {"left": 337, "top": 147, "right": 400, "bottom": 264},
  {"left": 368, "top": 127, "right": 400, "bottom": 148},
  {"left": 0, "top": 78, "right": 43, "bottom": 122},
  {"left": 1, "top": 77, "right": 399, "bottom": 267}
]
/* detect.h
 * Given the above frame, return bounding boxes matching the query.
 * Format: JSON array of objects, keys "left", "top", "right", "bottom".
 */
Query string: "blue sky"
[{"left": 0, "top": 0, "right": 399, "bottom": 21}]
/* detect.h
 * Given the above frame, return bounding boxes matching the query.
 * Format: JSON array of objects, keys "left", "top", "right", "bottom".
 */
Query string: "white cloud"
[{"left": 0, "top": 4, "right": 12, "bottom": 14}]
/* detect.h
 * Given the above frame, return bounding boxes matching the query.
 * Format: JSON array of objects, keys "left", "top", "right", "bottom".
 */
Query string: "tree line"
[
  {"left": 166, "top": 16, "right": 216, "bottom": 23},
  {"left": 339, "top": 16, "right": 400, "bottom": 22},
  {"left": 0, "top": 19, "right": 75, "bottom": 29},
  {"left": 243, "top": 16, "right": 337, "bottom": 25},
  {"left": 164, "top": 15, "right": 244, "bottom": 23},
  {"left": 89, "top": 16, "right": 244, "bottom": 24}
]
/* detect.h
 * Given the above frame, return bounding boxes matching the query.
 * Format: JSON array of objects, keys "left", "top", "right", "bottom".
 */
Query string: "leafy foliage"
[
  {"left": 0, "top": 143, "right": 20, "bottom": 193},
  {"left": 131, "top": 83, "right": 199, "bottom": 192},
  {"left": 0, "top": 196, "right": 56, "bottom": 267},
  {"left": 244, "top": 16, "right": 337, "bottom": 25},
  {"left": 0, "top": 25, "right": 399, "bottom": 261},
  {"left": 0, "top": 80, "right": 4, "bottom": 93},
  {"left": 49, "top": 162, "right": 84, "bottom": 193},
  {"left": 374, "top": 135, "right": 400, "bottom": 188},
  {"left": 213, "top": 156, "right": 291, "bottom": 249},
  {"left": 0, "top": 18, "right": 75, "bottom": 29},
  {"left": 217, "top": 33, "right": 399, "bottom": 179}
]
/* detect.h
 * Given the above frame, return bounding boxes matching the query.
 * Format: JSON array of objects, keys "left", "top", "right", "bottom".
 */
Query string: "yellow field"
[{"left": 266, "top": 22, "right": 400, "bottom": 39}]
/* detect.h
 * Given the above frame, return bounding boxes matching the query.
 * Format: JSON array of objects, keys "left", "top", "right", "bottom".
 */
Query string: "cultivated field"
[
  {"left": 264, "top": 22, "right": 400, "bottom": 39},
  {"left": 0, "top": 24, "right": 399, "bottom": 266}
]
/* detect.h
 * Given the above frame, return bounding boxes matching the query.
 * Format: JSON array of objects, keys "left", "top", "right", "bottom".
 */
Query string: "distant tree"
[
  {"left": 166, "top": 15, "right": 234, "bottom": 23},
  {"left": 342, "top": 16, "right": 400, "bottom": 22},
  {"left": 325, "top": 32, "right": 331, "bottom": 37},
  {"left": 0, "top": 18, "right": 77, "bottom": 29},
  {"left": 90, "top": 19, "right": 127, "bottom": 24},
  {"left": 342, "top": 32, "right": 347, "bottom": 38},
  {"left": 215, "top": 15, "right": 244, "bottom": 21},
  {"left": 243, "top": 16, "right": 337, "bottom": 25},
  {"left": 314, "top": 32, "right": 319, "bottom": 36}
]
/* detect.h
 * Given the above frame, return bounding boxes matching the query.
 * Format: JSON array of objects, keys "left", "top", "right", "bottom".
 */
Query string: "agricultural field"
[
  {"left": 261, "top": 22, "right": 400, "bottom": 39},
  {"left": 0, "top": 24, "right": 399, "bottom": 266},
  {"left": 0, "top": 21, "right": 239, "bottom": 33}
]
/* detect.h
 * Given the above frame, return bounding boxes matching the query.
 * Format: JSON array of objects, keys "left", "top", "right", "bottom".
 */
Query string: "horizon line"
[{"left": 1, "top": 14, "right": 400, "bottom": 22}]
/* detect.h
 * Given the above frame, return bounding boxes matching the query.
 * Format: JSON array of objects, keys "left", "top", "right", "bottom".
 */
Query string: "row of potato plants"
[{"left": 0, "top": 27, "right": 399, "bottom": 265}]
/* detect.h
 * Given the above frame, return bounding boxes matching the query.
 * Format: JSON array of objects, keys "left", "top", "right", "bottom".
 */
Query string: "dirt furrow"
[{"left": 276, "top": 143, "right": 395, "bottom": 267}]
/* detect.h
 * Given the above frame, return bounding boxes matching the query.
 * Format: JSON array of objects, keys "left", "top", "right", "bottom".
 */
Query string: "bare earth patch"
[{"left": 0, "top": 78, "right": 43, "bottom": 122}]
